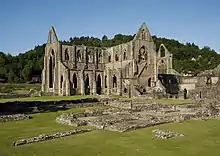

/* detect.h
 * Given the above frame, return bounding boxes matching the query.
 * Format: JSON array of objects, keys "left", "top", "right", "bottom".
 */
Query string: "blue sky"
[{"left": 0, "top": 0, "right": 219, "bottom": 55}]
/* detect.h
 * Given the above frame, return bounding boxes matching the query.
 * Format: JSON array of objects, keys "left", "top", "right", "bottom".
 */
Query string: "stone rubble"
[
  {"left": 152, "top": 129, "right": 184, "bottom": 139},
  {"left": 0, "top": 114, "right": 31, "bottom": 123},
  {"left": 13, "top": 129, "right": 92, "bottom": 146},
  {"left": 56, "top": 99, "right": 220, "bottom": 132}
]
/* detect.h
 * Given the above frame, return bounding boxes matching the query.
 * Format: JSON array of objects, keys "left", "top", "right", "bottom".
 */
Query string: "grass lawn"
[
  {"left": 0, "top": 83, "right": 41, "bottom": 94},
  {"left": 0, "top": 106, "right": 220, "bottom": 156},
  {"left": 0, "top": 95, "right": 98, "bottom": 103},
  {"left": 153, "top": 98, "right": 193, "bottom": 105}
]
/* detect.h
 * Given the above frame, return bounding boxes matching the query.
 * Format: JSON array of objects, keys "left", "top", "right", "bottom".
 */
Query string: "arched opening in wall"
[
  {"left": 138, "top": 46, "right": 147, "bottom": 62},
  {"left": 148, "top": 77, "right": 151, "bottom": 87},
  {"left": 73, "top": 74, "right": 77, "bottom": 88},
  {"left": 49, "top": 56, "right": 54, "bottom": 88},
  {"left": 124, "top": 88, "right": 127, "bottom": 93},
  {"left": 142, "top": 29, "right": 146, "bottom": 40},
  {"left": 105, "top": 75, "right": 107, "bottom": 88},
  {"left": 124, "top": 52, "right": 126, "bottom": 60},
  {"left": 72, "top": 73, "right": 77, "bottom": 95},
  {"left": 108, "top": 55, "right": 111, "bottom": 62},
  {"left": 88, "top": 51, "right": 93, "bottom": 62},
  {"left": 96, "top": 74, "right": 102, "bottom": 95},
  {"left": 98, "top": 52, "right": 102, "bottom": 63},
  {"left": 77, "top": 50, "right": 81, "bottom": 62},
  {"left": 115, "top": 54, "right": 119, "bottom": 61},
  {"left": 113, "top": 75, "right": 117, "bottom": 88},
  {"left": 64, "top": 48, "right": 69, "bottom": 60},
  {"left": 160, "top": 46, "right": 165, "bottom": 57},
  {"left": 60, "top": 76, "right": 63, "bottom": 89},
  {"left": 84, "top": 74, "right": 90, "bottom": 95}
]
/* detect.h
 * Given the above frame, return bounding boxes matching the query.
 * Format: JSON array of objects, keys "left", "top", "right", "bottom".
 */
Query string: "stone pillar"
[
  {"left": 154, "top": 55, "right": 157, "bottom": 86},
  {"left": 107, "top": 68, "right": 111, "bottom": 95},
  {"left": 118, "top": 69, "right": 122, "bottom": 96},
  {"left": 80, "top": 70, "right": 85, "bottom": 95},
  {"left": 65, "top": 70, "right": 71, "bottom": 96},
  {"left": 93, "top": 71, "right": 96, "bottom": 95}
]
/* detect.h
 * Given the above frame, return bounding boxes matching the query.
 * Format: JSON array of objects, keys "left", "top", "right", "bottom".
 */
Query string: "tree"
[{"left": 102, "top": 35, "right": 108, "bottom": 42}]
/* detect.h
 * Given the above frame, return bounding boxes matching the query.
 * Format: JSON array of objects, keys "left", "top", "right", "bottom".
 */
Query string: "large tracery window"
[{"left": 160, "top": 46, "right": 165, "bottom": 57}]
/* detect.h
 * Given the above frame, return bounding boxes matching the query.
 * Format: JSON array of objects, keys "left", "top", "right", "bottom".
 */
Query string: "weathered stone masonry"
[{"left": 41, "top": 23, "right": 174, "bottom": 96}]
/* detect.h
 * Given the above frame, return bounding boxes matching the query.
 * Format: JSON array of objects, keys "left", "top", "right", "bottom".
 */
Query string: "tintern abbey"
[{"left": 41, "top": 23, "right": 175, "bottom": 96}]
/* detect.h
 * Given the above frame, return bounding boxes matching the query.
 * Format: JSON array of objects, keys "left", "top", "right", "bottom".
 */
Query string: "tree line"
[{"left": 0, "top": 34, "right": 219, "bottom": 83}]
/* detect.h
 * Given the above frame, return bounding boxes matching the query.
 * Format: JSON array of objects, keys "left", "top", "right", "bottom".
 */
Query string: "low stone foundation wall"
[
  {"left": 152, "top": 129, "right": 184, "bottom": 139},
  {"left": 0, "top": 114, "right": 31, "bottom": 123},
  {"left": 13, "top": 129, "right": 93, "bottom": 146}
]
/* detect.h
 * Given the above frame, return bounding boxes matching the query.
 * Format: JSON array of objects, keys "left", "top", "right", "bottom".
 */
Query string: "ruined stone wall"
[{"left": 42, "top": 23, "right": 174, "bottom": 97}]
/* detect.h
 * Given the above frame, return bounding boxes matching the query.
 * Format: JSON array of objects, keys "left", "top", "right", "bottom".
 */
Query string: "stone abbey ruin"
[
  {"left": 41, "top": 23, "right": 175, "bottom": 97},
  {"left": 41, "top": 22, "right": 220, "bottom": 98}
]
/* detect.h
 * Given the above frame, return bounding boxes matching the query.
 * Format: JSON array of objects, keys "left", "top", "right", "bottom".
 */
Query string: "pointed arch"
[
  {"left": 98, "top": 52, "right": 102, "bottom": 63},
  {"left": 108, "top": 55, "right": 111, "bottom": 62},
  {"left": 113, "top": 75, "right": 117, "bottom": 88},
  {"left": 115, "top": 54, "right": 119, "bottom": 61},
  {"left": 96, "top": 74, "right": 102, "bottom": 95},
  {"left": 73, "top": 73, "right": 77, "bottom": 88},
  {"left": 77, "top": 50, "right": 81, "bottom": 62},
  {"left": 85, "top": 74, "right": 90, "bottom": 95},
  {"left": 64, "top": 48, "right": 69, "bottom": 60},
  {"left": 148, "top": 77, "right": 151, "bottom": 87},
  {"left": 160, "top": 45, "right": 166, "bottom": 57},
  {"left": 60, "top": 75, "right": 63, "bottom": 89},
  {"left": 142, "top": 29, "right": 146, "bottom": 40},
  {"left": 49, "top": 51, "right": 55, "bottom": 88},
  {"left": 123, "top": 52, "right": 126, "bottom": 60}
]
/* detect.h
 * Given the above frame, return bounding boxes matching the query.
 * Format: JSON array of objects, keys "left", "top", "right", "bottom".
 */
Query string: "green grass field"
[
  {"left": 0, "top": 106, "right": 220, "bottom": 156},
  {"left": 0, "top": 83, "right": 41, "bottom": 94},
  {"left": 153, "top": 98, "right": 193, "bottom": 105}
]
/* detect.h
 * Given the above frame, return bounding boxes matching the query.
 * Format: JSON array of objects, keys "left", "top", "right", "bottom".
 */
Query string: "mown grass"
[
  {"left": 0, "top": 83, "right": 41, "bottom": 94},
  {"left": 153, "top": 98, "right": 193, "bottom": 105},
  {"left": 0, "top": 95, "right": 98, "bottom": 103},
  {"left": 0, "top": 106, "right": 220, "bottom": 156}
]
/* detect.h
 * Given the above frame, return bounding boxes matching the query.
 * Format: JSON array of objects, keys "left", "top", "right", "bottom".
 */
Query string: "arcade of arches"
[{"left": 42, "top": 23, "right": 174, "bottom": 96}]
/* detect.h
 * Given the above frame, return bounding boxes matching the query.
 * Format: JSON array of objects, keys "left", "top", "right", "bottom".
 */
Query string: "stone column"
[
  {"left": 80, "top": 70, "right": 85, "bottom": 95},
  {"left": 154, "top": 54, "right": 157, "bottom": 86},
  {"left": 65, "top": 70, "right": 71, "bottom": 96},
  {"left": 107, "top": 68, "right": 111, "bottom": 95},
  {"left": 93, "top": 71, "right": 96, "bottom": 95},
  {"left": 118, "top": 69, "right": 122, "bottom": 96}
]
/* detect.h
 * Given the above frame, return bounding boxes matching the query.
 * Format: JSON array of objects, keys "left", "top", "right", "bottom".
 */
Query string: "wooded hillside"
[{"left": 0, "top": 34, "right": 219, "bottom": 83}]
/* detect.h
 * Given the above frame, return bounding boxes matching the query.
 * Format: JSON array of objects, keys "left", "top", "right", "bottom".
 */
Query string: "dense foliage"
[{"left": 0, "top": 34, "right": 219, "bottom": 83}]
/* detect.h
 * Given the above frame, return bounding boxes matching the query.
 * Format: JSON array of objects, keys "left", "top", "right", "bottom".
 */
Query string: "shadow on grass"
[{"left": 0, "top": 98, "right": 101, "bottom": 115}]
